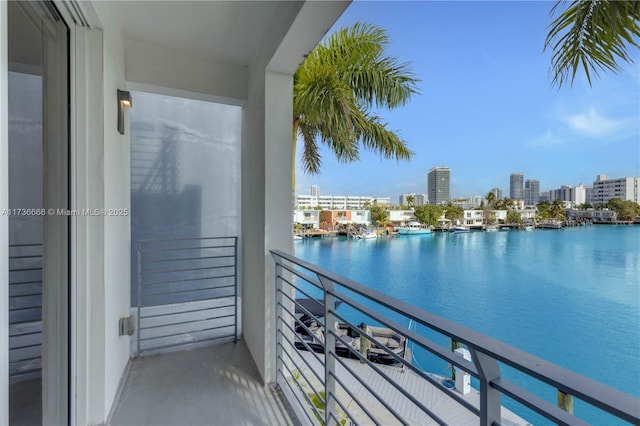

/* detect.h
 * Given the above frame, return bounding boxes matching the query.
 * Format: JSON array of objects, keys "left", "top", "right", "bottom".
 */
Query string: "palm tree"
[
  {"left": 495, "top": 197, "right": 514, "bottom": 211},
  {"left": 406, "top": 195, "right": 415, "bottom": 208},
  {"left": 485, "top": 191, "right": 497, "bottom": 209},
  {"left": 550, "top": 199, "right": 566, "bottom": 220},
  {"left": 545, "top": 0, "right": 640, "bottom": 87},
  {"left": 292, "top": 23, "right": 419, "bottom": 188}
]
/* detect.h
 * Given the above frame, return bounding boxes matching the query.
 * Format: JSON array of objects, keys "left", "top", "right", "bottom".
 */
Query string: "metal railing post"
[
  {"left": 319, "top": 275, "right": 337, "bottom": 425},
  {"left": 471, "top": 348, "right": 502, "bottom": 426},
  {"left": 274, "top": 257, "right": 284, "bottom": 387}
]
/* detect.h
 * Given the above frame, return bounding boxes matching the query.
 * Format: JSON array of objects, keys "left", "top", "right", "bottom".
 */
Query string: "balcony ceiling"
[{"left": 112, "top": 1, "right": 283, "bottom": 66}]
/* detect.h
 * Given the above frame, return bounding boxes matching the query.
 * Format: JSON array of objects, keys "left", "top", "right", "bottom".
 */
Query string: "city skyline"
[
  {"left": 301, "top": 170, "right": 635, "bottom": 203},
  {"left": 294, "top": 1, "right": 639, "bottom": 198}
]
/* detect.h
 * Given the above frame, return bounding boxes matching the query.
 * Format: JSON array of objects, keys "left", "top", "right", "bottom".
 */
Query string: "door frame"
[{"left": 53, "top": 1, "right": 104, "bottom": 424}]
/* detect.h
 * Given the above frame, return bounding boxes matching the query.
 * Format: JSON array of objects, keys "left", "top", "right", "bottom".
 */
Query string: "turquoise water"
[{"left": 294, "top": 226, "right": 640, "bottom": 425}]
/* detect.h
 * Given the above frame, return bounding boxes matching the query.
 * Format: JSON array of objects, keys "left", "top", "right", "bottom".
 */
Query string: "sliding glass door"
[{"left": 7, "top": 1, "right": 69, "bottom": 424}]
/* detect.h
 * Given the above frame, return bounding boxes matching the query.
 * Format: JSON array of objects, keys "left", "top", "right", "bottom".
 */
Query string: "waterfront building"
[
  {"left": 293, "top": 209, "right": 320, "bottom": 229},
  {"left": 428, "top": 166, "right": 451, "bottom": 205},
  {"left": 591, "top": 175, "right": 640, "bottom": 205},
  {"left": 296, "top": 194, "right": 389, "bottom": 210},
  {"left": 462, "top": 210, "right": 485, "bottom": 228},
  {"left": 566, "top": 209, "right": 618, "bottom": 223},
  {"left": 388, "top": 209, "right": 416, "bottom": 227},
  {"left": 462, "top": 209, "right": 508, "bottom": 226},
  {"left": 510, "top": 173, "right": 524, "bottom": 202},
  {"left": 524, "top": 179, "right": 540, "bottom": 207},
  {"left": 515, "top": 208, "right": 537, "bottom": 221},
  {"left": 318, "top": 209, "right": 372, "bottom": 230}
]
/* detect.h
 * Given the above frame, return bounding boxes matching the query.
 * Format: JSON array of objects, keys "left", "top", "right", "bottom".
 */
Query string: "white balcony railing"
[{"left": 271, "top": 250, "right": 640, "bottom": 425}]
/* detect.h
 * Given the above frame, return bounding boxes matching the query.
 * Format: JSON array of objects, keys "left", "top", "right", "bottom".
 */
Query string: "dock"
[{"left": 291, "top": 350, "right": 531, "bottom": 425}]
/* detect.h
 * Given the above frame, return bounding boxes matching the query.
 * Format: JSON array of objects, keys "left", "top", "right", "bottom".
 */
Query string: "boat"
[
  {"left": 293, "top": 235, "right": 303, "bottom": 240},
  {"left": 485, "top": 225, "right": 498, "bottom": 232},
  {"left": 452, "top": 226, "right": 470, "bottom": 233},
  {"left": 359, "top": 231, "right": 378, "bottom": 240},
  {"left": 524, "top": 225, "right": 535, "bottom": 231},
  {"left": 397, "top": 221, "right": 432, "bottom": 235},
  {"left": 294, "top": 298, "right": 407, "bottom": 365}
]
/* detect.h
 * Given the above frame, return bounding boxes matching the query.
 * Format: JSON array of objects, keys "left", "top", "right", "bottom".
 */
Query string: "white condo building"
[
  {"left": 591, "top": 175, "right": 640, "bottom": 205},
  {"left": 296, "top": 194, "right": 390, "bottom": 210}
]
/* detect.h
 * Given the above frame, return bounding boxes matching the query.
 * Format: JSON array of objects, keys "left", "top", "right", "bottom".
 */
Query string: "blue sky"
[{"left": 294, "top": 1, "right": 640, "bottom": 200}]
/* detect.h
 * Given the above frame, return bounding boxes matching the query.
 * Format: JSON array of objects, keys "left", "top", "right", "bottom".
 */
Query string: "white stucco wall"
[
  {"left": 241, "top": 0, "right": 349, "bottom": 383},
  {"left": 82, "top": 2, "right": 131, "bottom": 422},
  {"left": 97, "top": 4, "right": 132, "bottom": 420},
  {"left": 125, "top": 39, "right": 248, "bottom": 103}
]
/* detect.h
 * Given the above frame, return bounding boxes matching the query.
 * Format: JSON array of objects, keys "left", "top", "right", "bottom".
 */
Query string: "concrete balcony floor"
[{"left": 108, "top": 341, "right": 295, "bottom": 426}]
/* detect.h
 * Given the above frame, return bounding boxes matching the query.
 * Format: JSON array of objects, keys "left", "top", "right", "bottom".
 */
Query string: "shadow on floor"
[{"left": 108, "top": 341, "right": 294, "bottom": 426}]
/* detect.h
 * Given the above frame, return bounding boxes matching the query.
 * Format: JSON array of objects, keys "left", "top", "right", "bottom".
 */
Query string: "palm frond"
[
  {"left": 294, "top": 22, "right": 418, "bottom": 174},
  {"left": 353, "top": 111, "right": 413, "bottom": 161},
  {"left": 298, "top": 120, "right": 322, "bottom": 174},
  {"left": 545, "top": 0, "right": 640, "bottom": 87}
]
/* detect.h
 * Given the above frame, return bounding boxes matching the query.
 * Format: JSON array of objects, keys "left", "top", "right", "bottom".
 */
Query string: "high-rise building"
[
  {"left": 592, "top": 175, "right": 640, "bottom": 205},
  {"left": 310, "top": 185, "right": 319, "bottom": 197},
  {"left": 510, "top": 173, "right": 524, "bottom": 201},
  {"left": 489, "top": 187, "right": 502, "bottom": 200},
  {"left": 399, "top": 193, "right": 416, "bottom": 206},
  {"left": 414, "top": 194, "right": 428, "bottom": 206},
  {"left": 574, "top": 184, "right": 588, "bottom": 205},
  {"left": 428, "top": 167, "right": 450, "bottom": 205},
  {"left": 524, "top": 179, "right": 540, "bottom": 206}
]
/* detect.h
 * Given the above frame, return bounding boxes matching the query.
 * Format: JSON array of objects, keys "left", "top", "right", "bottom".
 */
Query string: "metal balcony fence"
[
  {"left": 9, "top": 243, "right": 43, "bottom": 383},
  {"left": 271, "top": 249, "right": 639, "bottom": 426},
  {"left": 135, "top": 237, "right": 238, "bottom": 356}
]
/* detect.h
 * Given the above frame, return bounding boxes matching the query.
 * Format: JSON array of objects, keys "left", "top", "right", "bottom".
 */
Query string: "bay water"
[{"left": 294, "top": 225, "right": 640, "bottom": 425}]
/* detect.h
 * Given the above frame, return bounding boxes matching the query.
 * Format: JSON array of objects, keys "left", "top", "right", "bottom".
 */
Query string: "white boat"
[
  {"left": 397, "top": 221, "right": 432, "bottom": 235},
  {"left": 524, "top": 225, "right": 535, "bottom": 231},
  {"left": 452, "top": 226, "right": 470, "bottom": 233},
  {"left": 359, "top": 232, "right": 378, "bottom": 239},
  {"left": 293, "top": 235, "right": 303, "bottom": 240}
]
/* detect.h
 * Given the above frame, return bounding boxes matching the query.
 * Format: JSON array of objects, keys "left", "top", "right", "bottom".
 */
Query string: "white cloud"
[
  {"left": 565, "top": 108, "right": 635, "bottom": 138},
  {"left": 528, "top": 106, "right": 638, "bottom": 148}
]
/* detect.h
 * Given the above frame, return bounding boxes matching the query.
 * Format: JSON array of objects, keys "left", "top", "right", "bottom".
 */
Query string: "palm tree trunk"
[{"left": 292, "top": 117, "right": 299, "bottom": 194}]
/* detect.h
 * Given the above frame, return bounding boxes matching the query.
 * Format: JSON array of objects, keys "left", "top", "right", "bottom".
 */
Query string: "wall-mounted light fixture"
[{"left": 117, "top": 89, "right": 132, "bottom": 135}]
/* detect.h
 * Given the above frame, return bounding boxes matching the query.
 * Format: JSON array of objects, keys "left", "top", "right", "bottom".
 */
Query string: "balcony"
[{"left": 107, "top": 247, "right": 638, "bottom": 426}]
